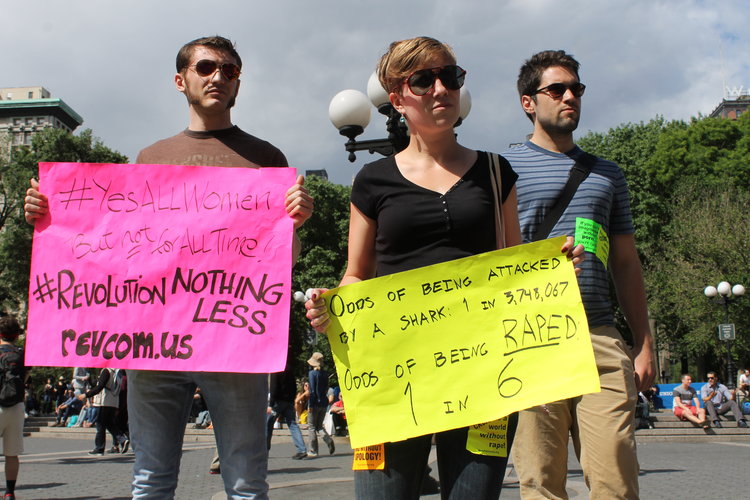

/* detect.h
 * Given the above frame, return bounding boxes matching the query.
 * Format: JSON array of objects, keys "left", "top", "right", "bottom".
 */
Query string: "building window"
[{"left": 28, "top": 91, "right": 33, "bottom": 98}]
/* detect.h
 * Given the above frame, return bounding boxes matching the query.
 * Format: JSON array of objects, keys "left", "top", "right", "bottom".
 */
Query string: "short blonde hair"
[{"left": 376, "top": 36, "right": 457, "bottom": 94}]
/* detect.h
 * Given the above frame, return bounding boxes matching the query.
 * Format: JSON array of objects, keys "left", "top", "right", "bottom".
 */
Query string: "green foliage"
[
  {"left": 21, "top": 128, "right": 129, "bottom": 165},
  {"left": 578, "top": 117, "right": 685, "bottom": 259},
  {"left": 650, "top": 114, "right": 750, "bottom": 192},
  {"left": 647, "top": 183, "right": 750, "bottom": 370},
  {"left": 579, "top": 113, "right": 750, "bottom": 373},
  {"left": 289, "top": 175, "right": 351, "bottom": 381},
  {"left": 578, "top": 117, "right": 682, "bottom": 340}
]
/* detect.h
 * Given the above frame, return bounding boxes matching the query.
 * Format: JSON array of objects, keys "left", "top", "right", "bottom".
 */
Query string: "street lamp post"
[
  {"left": 328, "top": 72, "right": 472, "bottom": 163},
  {"left": 704, "top": 281, "right": 746, "bottom": 388},
  {"left": 293, "top": 289, "right": 318, "bottom": 347}
]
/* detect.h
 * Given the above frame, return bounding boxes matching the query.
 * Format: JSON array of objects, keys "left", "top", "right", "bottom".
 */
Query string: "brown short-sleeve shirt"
[{"left": 135, "top": 126, "right": 288, "bottom": 168}]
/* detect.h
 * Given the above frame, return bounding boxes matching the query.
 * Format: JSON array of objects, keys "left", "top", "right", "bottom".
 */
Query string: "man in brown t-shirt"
[{"left": 25, "top": 35, "right": 313, "bottom": 499}]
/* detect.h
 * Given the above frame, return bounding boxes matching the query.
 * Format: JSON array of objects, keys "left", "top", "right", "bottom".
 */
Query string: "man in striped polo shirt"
[{"left": 504, "top": 50, "right": 654, "bottom": 499}]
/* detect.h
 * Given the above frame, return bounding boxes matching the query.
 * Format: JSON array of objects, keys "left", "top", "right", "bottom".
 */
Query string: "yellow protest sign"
[{"left": 323, "top": 237, "right": 600, "bottom": 449}]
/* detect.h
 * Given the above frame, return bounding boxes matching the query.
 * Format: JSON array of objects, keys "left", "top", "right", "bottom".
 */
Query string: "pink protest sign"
[{"left": 26, "top": 162, "right": 295, "bottom": 373}]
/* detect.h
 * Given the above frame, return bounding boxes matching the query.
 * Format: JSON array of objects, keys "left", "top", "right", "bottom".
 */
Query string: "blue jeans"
[
  {"left": 355, "top": 416, "right": 517, "bottom": 500},
  {"left": 86, "top": 406, "right": 99, "bottom": 424},
  {"left": 266, "top": 400, "right": 306, "bottom": 454},
  {"left": 195, "top": 410, "right": 211, "bottom": 427},
  {"left": 128, "top": 370, "right": 268, "bottom": 499}
]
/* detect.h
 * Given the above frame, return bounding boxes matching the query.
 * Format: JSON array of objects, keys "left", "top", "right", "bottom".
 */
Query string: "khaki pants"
[{"left": 512, "top": 325, "right": 639, "bottom": 499}]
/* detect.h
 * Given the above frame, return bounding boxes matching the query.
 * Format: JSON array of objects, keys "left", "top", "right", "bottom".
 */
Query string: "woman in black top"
[{"left": 307, "top": 36, "right": 581, "bottom": 499}]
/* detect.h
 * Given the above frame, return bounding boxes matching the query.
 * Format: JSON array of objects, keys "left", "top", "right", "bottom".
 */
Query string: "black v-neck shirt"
[{"left": 351, "top": 152, "right": 517, "bottom": 277}]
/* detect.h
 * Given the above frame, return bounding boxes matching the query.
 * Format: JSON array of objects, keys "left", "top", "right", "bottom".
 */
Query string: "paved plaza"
[{"left": 6, "top": 434, "right": 750, "bottom": 499}]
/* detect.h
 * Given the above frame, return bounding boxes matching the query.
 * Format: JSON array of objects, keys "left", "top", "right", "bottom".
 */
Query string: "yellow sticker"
[
  {"left": 466, "top": 417, "right": 509, "bottom": 457},
  {"left": 575, "top": 218, "right": 609, "bottom": 268},
  {"left": 352, "top": 444, "right": 386, "bottom": 470}
]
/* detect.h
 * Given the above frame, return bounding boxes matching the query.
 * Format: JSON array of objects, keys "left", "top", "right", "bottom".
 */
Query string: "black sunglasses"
[
  {"left": 404, "top": 65, "right": 466, "bottom": 96},
  {"left": 534, "top": 82, "right": 586, "bottom": 99},
  {"left": 189, "top": 59, "right": 241, "bottom": 81}
]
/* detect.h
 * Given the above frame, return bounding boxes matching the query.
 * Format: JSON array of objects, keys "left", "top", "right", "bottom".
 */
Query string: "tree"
[
  {"left": 0, "top": 136, "right": 38, "bottom": 312},
  {"left": 579, "top": 114, "right": 750, "bottom": 262},
  {"left": 289, "top": 175, "right": 351, "bottom": 381},
  {"left": 578, "top": 116, "right": 686, "bottom": 260},
  {"left": 577, "top": 117, "right": 683, "bottom": 342},
  {"left": 578, "top": 114, "right": 750, "bottom": 375},
  {"left": 647, "top": 182, "right": 750, "bottom": 375},
  {"left": 649, "top": 114, "right": 750, "bottom": 192}
]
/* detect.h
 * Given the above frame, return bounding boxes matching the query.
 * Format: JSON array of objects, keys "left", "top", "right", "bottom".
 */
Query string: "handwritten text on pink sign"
[{"left": 26, "top": 162, "right": 295, "bottom": 373}]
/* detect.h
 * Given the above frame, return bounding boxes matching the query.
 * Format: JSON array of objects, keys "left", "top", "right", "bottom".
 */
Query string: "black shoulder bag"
[{"left": 531, "top": 152, "right": 597, "bottom": 241}]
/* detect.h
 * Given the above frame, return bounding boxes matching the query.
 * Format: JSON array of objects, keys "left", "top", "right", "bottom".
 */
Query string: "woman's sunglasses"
[
  {"left": 404, "top": 65, "right": 466, "bottom": 96},
  {"left": 189, "top": 59, "right": 241, "bottom": 81}
]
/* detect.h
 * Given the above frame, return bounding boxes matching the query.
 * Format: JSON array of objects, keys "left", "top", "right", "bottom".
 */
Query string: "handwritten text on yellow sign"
[{"left": 324, "top": 237, "right": 600, "bottom": 449}]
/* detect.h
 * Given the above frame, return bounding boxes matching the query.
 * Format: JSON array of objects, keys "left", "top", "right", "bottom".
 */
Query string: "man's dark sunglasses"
[
  {"left": 405, "top": 65, "right": 466, "bottom": 96},
  {"left": 534, "top": 82, "right": 586, "bottom": 99},
  {"left": 189, "top": 59, "right": 241, "bottom": 81}
]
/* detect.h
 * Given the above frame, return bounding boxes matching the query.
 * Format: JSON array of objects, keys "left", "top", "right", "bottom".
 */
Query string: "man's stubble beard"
[
  {"left": 540, "top": 114, "right": 579, "bottom": 137},
  {"left": 186, "top": 88, "right": 235, "bottom": 110}
]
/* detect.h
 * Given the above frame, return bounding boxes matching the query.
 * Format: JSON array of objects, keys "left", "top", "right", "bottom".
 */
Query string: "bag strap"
[
  {"left": 487, "top": 152, "right": 506, "bottom": 249},
  {"left": 532, "top": 152, "right": 597, "bottom": 241}
]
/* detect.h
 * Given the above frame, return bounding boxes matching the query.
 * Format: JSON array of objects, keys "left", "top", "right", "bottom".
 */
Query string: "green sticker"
[{"left": 575, "top": 218, "right": 609, "bottom": 269}]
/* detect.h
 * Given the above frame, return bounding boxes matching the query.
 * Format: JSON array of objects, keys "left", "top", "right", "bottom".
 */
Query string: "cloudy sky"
[{"left": 3, "top": 0, "right": 748, "bottom": 185}]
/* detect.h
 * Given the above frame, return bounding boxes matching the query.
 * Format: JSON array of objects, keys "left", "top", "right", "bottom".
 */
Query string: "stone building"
[{"left": 0, "top": 86, "right": 83, "bottom": 156}]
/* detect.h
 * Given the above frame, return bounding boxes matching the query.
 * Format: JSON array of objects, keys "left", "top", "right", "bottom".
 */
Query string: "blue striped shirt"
[{"left": 502, "top": 141, "right": 634, "bottom": 328}]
